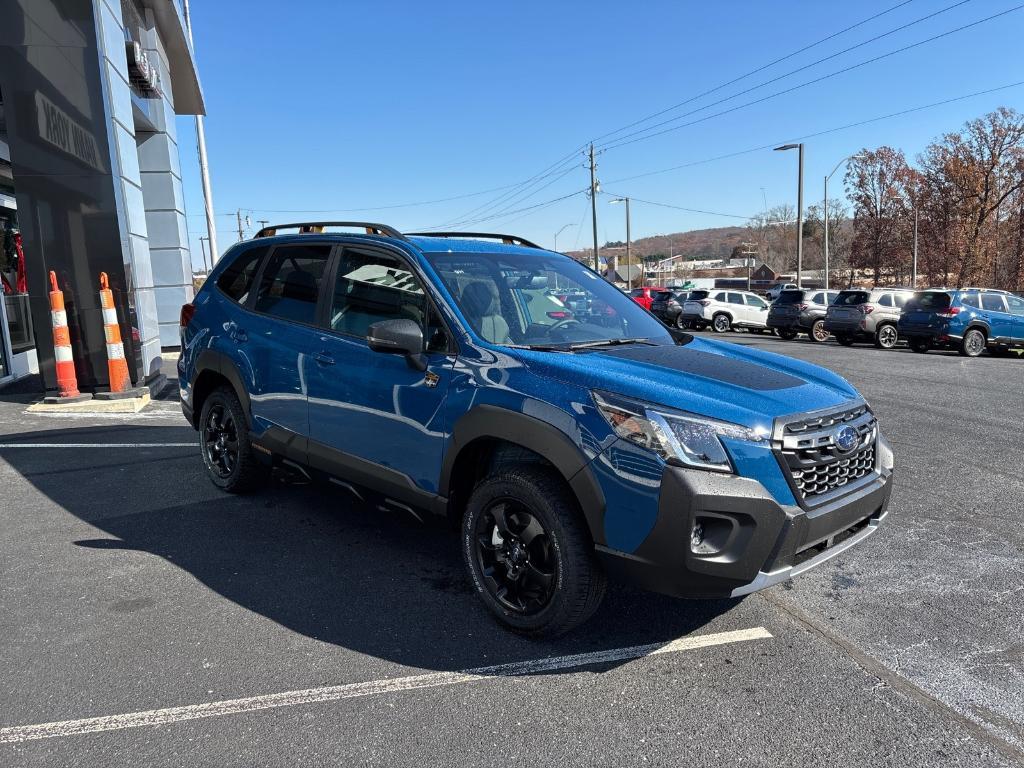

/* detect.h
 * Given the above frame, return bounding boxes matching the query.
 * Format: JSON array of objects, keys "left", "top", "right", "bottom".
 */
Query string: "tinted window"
[
  {"left": 960, "top": 293, "right": 980, "bottom": 309},
  {"left": 654, "top": 291, "right": 673, "bottom": 301},
  {"left": 1006, "top": 295, "right": 1024, "bottom": 315},
  {"left": 727, "top": 292, "right": 744, "bottom": 305},
  {"left": 216, "top": 246, "right": 268, "bottom": 303},
  {"left": 775, "top": 290, "right": 805, "bottom": 305},
  {"left": 981, "top": 293, "right": 1007, "bottom": 312},
  {"left": 689, "top": 290, "right": 710, "bottom": 301},
  {"left": 909, "top": 292, "right": 951, "bottom": 311},
  {"left": 878, "top": 293, "right": 893, "bottom": 307},
  {"left": 809, "top": 292, "right": 823, "bottom": 305},
  {"left": 253, "top": 245, "right": 331, "bottom": 324},
  {"left": 329, "top": 248, "right": 427, "bottom": 339},
  {"left": 835, "top": 290, "right": 870, "bottom": 306}
]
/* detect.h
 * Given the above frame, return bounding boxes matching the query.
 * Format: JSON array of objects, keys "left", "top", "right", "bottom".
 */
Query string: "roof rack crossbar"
[
  {"left": 254, "top": 221, "right": 405, "bottom": 239},
  {"left": 405, "top": 231, "right": 542, "bottom": 250}
]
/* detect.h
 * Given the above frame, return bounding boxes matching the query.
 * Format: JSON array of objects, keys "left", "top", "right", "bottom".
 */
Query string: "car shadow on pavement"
[{"left": 1, "top": 426, "right": 738, "bottom": 674}]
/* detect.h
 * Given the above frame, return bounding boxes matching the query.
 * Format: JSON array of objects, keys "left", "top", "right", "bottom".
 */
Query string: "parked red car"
[{"left": 629, "top": 286, "right": 658, "bottom": 311}]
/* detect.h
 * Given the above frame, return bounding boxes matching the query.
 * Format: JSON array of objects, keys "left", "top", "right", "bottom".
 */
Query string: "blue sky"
[{"left": 177, "top": 0, "right": 1024, "bottom": 267}]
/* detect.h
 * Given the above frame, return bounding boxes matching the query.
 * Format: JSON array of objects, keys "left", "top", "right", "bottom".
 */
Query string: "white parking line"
[
  {"left": 0, "top": 443, "right": 195, "bottom": 449},
  {"left": 0, "top": 627, "right": 771, "bottom": 744}
]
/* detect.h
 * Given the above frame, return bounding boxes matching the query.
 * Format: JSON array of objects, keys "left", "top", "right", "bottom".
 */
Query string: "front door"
[
  {"left": 306, "top": 245, "right": 455, "bottom": 496},
  {"left": 1005, "top": 294, "right": 1024, "bottom": 342},
  {"left": 243, "top": 242, "right": 333, "bottom": 440}
]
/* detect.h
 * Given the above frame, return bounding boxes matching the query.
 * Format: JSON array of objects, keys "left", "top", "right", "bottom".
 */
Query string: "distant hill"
[{"left": 565, "top": 226, "right": 749, "bottom": 263}]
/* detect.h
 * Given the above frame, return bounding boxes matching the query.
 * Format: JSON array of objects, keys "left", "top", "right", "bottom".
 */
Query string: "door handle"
[{"left": 313, "top": 352, "right": 335, "bottom": 366}]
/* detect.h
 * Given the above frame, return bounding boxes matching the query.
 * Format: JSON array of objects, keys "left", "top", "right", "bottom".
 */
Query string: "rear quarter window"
[{"left": 216, "top": 246, "right": 268, "bottom": 304}]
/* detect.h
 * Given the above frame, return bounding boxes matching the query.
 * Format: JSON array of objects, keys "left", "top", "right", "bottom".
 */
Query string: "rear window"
[
  {"left": 216, "top": 246, "right": 268, "bottom": 304},
  {"left": 834, "top": 290, "right": 870, "bottom": 306},
  {"left": 960, "top": 293, "right": 980, "bottom": 309},
  {"left": 775, "top": 290, "right": 805, "bottom": 305},
  {"left": 910, "top": 292, "right": 951, "bottom": 311},
  {"left": 688, "top": 290, "right": 709, "bottom": 300},
  {"left": 654, "top": 291, "right": 674, "bottom": 301}
]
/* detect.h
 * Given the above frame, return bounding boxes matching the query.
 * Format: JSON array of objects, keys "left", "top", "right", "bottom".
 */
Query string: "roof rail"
[
  {"left": 254, "top": 221, "right": 404, "bottom": 239},
  {"left": 405, "top": 231, "right": 543, "bottom": 249}
]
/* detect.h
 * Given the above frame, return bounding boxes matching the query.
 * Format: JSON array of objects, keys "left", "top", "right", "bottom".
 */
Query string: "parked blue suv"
[
  {"left": 179, "top": 222, "right": 894, "bottom": 636},
  {"left": 898, "top": 288, "right": 1024, "bottom": 357}
]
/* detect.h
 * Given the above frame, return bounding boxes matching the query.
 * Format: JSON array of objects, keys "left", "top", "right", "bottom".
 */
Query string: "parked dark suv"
[
  {"left": 650, "top": 289, "right": 691, "bottom": 328},
  {"left": 767, "top": 289, "right": 838, "bottom": 342},
  {"left": 179, "top": 222, "right": 894, "bottom": 637}
]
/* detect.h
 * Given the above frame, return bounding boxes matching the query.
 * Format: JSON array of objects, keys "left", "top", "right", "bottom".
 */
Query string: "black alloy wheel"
[
  {"left": 473, "top": 499, "right": 557, "bottom": 616},
  {"left": 203, "top": 404, "right": 238, "bottom": 479}
]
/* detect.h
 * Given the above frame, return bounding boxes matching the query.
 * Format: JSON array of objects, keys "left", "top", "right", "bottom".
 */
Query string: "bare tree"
[{"left": 846, "top": 147, "right": 914, "bottom": 285}]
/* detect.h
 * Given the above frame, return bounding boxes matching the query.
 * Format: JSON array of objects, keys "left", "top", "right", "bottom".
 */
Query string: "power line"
[
  {"left": 603, "top": 80, "right": 1024, "bottom": 186},
  {"left": 588, "top": 0, "right": 920, "bottom": 148},
  {"left": 601, "top": 193, "right": 752, "bottom": 220},
  {"left": 593, "top": 0, "right": 974, "bottom": 151},
  {"left": 598, "top": 4, "right": 1023, "bottom": 153},
  {"left": 413, "top": 189, "right": 588, "bottom": 231}
]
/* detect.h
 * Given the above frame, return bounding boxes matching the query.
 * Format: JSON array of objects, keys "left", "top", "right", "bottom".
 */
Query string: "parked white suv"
[{"left": 681, "top": 289, "right": 770, "bottom": 332}]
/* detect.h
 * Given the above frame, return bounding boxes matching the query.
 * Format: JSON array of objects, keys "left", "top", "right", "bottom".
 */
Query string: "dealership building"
[{"left": 0, "top": 0, "right": 202, "bottom": 391}]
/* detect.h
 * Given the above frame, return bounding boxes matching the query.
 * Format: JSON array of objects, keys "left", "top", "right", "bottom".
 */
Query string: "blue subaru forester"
[{"left": 179, "top": 223, "right": 894, "bottom": 636}]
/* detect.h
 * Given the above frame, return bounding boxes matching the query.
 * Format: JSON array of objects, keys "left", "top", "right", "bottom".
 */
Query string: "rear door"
[
  {"left": 725, "top": 292, "right": 748, "bottom": 323},
  {"left": 1005, "top": 294, "right": 1024, "bottom": 342},
  {"left": 979, "top": 293, "right": 1013, "bottom": 340},
  {"left": 243, "top": 242, "right": 333, "bottom": 440}
]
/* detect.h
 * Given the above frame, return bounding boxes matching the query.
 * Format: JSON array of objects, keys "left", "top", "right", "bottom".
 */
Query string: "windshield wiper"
[
  {"left": 563, "top": 337, "right": 655, "bottom": 350},
  {"left": 503, "top": 343, "right": 572, "bottom": 352}
]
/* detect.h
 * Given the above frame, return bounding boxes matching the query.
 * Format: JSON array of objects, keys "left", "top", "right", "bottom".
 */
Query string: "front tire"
[
  {"left": 874, "top": 323, "right": 899, "bottom": 349},
  {"left": 777, "top": 328, "right": 798, "bottom": 340},
  {"left": 711, "top": 313, "right": 732, "bottom": 333},
  {"left": 909, "top": 337, "right": 930, "bottom": 354},
  {"left": 199, "top": 386, "right": 265, "bottom": 493},
  {"left": 959, "top": 328, "right": 986, "bottom": 357},
  {"left": 462, "top": 466, "right": 606, "bottom": 637}
]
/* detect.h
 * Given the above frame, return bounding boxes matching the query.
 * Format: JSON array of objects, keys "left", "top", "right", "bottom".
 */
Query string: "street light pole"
[
  {"left": 775, "top": 143, "right": 804, "bottom": 287},
  {"left": 823, "top": 153, "right": 864, "bottom": 291},
  {"left": 553, "top": 223, "right": 573, "bottom": 253},
  {"left": 610, "top": 198, "right": 631, "bottom": 286}
]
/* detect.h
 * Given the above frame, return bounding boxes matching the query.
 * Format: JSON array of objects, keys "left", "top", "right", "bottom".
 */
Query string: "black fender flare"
[
  {"left": 440, "top": 405, "right": 607, "bottom": 545},
  {"left": 192, "top": 349, "right": 253, "bottom": 428}
]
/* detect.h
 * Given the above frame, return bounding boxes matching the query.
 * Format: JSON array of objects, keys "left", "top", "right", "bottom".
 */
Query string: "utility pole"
[
  {"left": 624, "top": 196, "right": 631, "bottom": 287},
  {"left": 588, "top": 144, "right": 600, "bottom": 273},
  {"left": 236, "top": 210, "right": 245, "bottom": 242},
  {"left": 912, "top": 207, "right": 919, "bottom": 288},
  {"left": 199, "top": 236, "right": 210, "bottom": 276},
  {"left": 742, "top": 242, "right": 758, "bottom": 291},
  {"left": 182, "top": 0, "right": 219, "bottom": 265}
]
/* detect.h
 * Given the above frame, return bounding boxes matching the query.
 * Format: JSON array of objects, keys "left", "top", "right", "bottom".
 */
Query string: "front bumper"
[{"left": 596, "top": 436, "right": 894, "bottom": 599}]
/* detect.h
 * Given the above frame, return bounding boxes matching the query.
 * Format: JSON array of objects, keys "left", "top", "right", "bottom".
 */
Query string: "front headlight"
[{"left": 592, "top": 391, "right": 769, "bottom": 473}]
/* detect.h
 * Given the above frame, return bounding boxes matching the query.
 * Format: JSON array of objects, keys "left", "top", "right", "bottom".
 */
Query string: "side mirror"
[{"left": 366, "top": 319, "right": 427, "bottom": 371}]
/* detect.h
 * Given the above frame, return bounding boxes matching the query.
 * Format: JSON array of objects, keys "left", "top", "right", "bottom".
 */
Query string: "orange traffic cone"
[
  {"left": 48, "top": 270, "right": 82, "bottom": 398},
  {"left": 98, "top": 272, "right": 131, "bottom": 393}
]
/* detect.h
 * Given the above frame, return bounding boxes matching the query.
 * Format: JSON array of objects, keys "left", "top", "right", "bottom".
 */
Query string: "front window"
[{"left": 425, "top": 251, "right": 672, "bottom": 347}]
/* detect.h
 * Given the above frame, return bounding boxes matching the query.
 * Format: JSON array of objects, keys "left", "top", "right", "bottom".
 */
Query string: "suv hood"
[{"left": 516, "top": 337, "right": 861, "bottom": 429}]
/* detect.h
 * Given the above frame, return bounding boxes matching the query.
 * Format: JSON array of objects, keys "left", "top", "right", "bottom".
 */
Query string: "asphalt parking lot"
[{"left": 1, "top": 337, "right": 1022, "bottom": 767}]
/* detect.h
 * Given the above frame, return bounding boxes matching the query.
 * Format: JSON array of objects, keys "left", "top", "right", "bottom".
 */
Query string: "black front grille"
[
  {"left": 788, "top": 443, "right": 876, "bottom": 499},
  {"left": 776, "top": 404, "right": 879, "bottom": 503}
]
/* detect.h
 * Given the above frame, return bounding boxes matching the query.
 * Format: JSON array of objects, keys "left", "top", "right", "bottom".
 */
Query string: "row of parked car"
[{"left": 640, "top": 285, "right": 1024, "bottom": 358}]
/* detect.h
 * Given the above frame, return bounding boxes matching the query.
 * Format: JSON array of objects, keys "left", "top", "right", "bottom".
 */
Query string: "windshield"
[
  {"left": 834, "top": 290, "right": 871, "bottom": 306},
  {"left": 775, "top": 290, "right": 805, "bottom": 305},
  {"left": 425, "top": 251, "right": 673, "bottom": 347}
]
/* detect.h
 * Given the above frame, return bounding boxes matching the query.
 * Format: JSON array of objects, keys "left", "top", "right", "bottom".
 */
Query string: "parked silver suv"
[
  {"left": 681, "top": 289, "right": 770, "bottom": 332},
  {"left": 824, "top": 287, "right": 916, "bottom": 348}
]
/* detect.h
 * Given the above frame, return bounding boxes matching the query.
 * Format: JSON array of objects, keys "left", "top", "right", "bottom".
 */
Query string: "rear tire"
[
  {"left": 462, "top": 466, "right": 606, "bottom": 638},
  {"left": 959, "top": 328, "right": 986, "bottom": 357},
  {"left": 711, "top": 313, "right": 732, "bottom": 333},
  {"left": 874, "top": 323, "right": 899, "bottom": 349},
  {"left": 909, "top": 337, "right": 930, "bottom": 354},
  {"left": 777, "top": 328, "right": 798, "bottom": 340},
  {"left": 809, "top": 319, "right": 830, "bottom": 343},
  {"left": 199, "top": 386, "right": 265, "bottom": 493},
  {"left": 675, "top": 315, "right": 690, "bottom": 330},
  {"left": 836, "top": 334, "right": 856, "bottom": 347}
]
